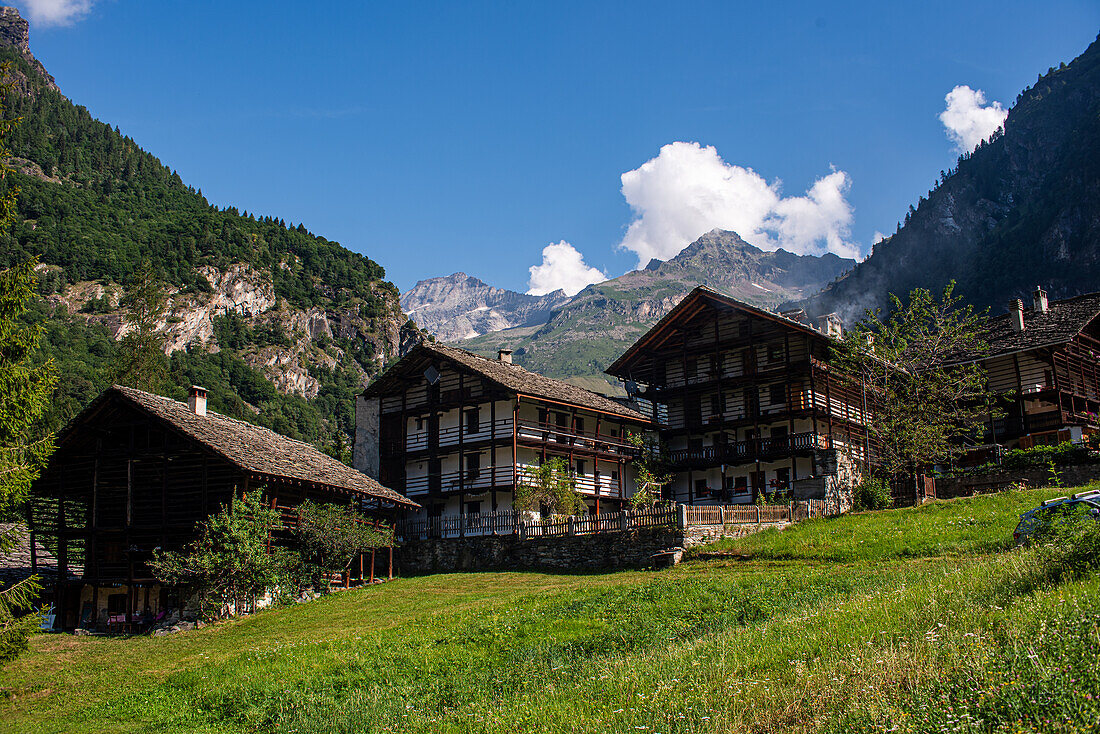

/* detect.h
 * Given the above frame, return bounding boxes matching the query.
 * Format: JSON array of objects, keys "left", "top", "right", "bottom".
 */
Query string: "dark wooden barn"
[{"left": 27, "top": 385, "right": 417, "bottom": 630}]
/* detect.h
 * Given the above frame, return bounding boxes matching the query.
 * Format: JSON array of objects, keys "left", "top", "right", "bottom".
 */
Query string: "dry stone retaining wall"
[{"left": 396, "top": 519, "right": 789, "bottom": 574}]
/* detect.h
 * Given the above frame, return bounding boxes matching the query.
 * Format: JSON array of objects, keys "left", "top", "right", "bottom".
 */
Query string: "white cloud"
[
  {"left": 19, "top": 0, "right": 94, "bottom": 27},
  {"left": 617, "top": 142, "right": 858, "bottom": 268},
  {"left": 939, "top": 85, "right": 1007, "bottom": 153},
  {"left": 527, "top": 241, "right": 606, "bottom": 296}
]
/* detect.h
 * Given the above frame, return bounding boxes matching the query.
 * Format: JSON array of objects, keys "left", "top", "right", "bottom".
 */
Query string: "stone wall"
[
  {"left": 397, "top": 520, "right": 789, "bottom": 574},
  {"left": 936, "top": 463, "right": 1100, "bottom": 500}
]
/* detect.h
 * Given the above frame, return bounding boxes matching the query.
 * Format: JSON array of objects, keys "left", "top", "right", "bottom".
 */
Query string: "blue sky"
[{"left": 18, "top": 1, "right": 1100, "bottom": 294}]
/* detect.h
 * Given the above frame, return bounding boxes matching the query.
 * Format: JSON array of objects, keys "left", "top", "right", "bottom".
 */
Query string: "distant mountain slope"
[
  {"left": 802, "top": 34, "right": 1100, "bottom": 320},
  {"left": 462, "top": 229, "right": 854, "bottom": 391},
  {"left": 0, "top": 7, "right": 417, "bottom": 443},
  {"left": 401, "top": 272, "right": 570, "bottom": 341}
]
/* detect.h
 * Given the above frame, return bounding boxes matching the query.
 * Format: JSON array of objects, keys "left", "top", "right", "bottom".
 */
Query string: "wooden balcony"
[
  {"left": 402, "top": 465, "right": 623, "bottom": 497},
  {"left": 400, "top": 419, "right": 639, "bottom": 458},
  {"left": 668, "top": 431, "right": 828, "bottom": 469}
]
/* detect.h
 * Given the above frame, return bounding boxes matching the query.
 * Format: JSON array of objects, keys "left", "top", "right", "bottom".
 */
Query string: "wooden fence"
[{"left": 395, "top": 501, "right": 832, "bottom": 542}]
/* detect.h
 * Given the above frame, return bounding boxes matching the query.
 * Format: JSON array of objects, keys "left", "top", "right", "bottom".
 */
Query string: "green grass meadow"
[{"left": 2, "top": 485, "right": 1099, "bottom": 733}]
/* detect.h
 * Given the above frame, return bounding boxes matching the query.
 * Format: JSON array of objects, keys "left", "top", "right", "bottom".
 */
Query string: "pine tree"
[
  {"left": 0, "top": 61, "right": 58, "bottom": 664},
  {"left": 112, "top": 261, "right": 168, "bottom": 392}
]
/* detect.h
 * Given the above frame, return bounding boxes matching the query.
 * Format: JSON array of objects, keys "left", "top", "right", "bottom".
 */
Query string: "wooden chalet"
[
  {"left": 354, "top": 342, "right": 652, "bottom": 523},
  {"left": 960, "top": 287, "right": 1100, "bottom": 451},
  {"left": 28, "top": 385, "right": 417, "bottom": 630},
  {"left": 606, "top": 286, "right": 873, "bottom": 506}
]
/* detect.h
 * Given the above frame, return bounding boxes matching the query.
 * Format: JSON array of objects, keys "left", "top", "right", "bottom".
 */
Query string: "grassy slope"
[{"left": 2, "top": 486, "right": 1098, "bottom": 733}]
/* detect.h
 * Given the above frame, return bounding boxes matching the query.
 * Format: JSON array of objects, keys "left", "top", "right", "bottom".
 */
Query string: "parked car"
[{"left": 1014, "top": 490, "right": 1100, "bottom": 545}]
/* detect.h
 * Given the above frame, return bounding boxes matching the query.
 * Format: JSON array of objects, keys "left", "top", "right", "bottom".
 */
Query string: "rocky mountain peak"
[
  {"left": 0, "top": 5, "right": 59, "bottom": 92},
  {"left": 0, "top": 6, "right": 29, "bottom": 54}
]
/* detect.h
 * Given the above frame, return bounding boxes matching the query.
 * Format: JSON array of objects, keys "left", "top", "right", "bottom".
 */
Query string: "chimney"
[
  {"left": 1010, "top": 299, "right": 1025, "bottom": 332},
  {"left": 1033, "top": 285, "right": 1048, "bottom": 313},
  {"left": 497, "top": 349, "right": 513, "bottom": 364},
  {"left": 188, "top": 385, "right": 208, "bottom": 416},
  {"left": 816, "top": 313, "right": 843, "bottom": 339}
]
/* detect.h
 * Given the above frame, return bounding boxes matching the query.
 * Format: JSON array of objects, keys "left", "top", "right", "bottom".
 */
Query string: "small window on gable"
[{"left": 768, "top": 343, "right": 783, "bottom": 363}]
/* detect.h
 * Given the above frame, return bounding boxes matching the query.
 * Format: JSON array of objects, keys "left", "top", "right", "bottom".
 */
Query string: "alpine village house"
[
  {"left": 606, "top": 286, "right": 874, "bottom": 510},
  {"left": 27, "top": 385, "right": 418, "bottom": 631},
  {"left": 963, "top": 287, "right": 1100, "bottom": 455},
  {"left": 353, "top": 342, "right": 652, "bottom": 529}
]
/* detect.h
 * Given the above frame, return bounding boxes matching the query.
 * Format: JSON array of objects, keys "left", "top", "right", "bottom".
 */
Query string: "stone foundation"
[{"left": 397, "top": 520, "right": 789, "bottom": 574}]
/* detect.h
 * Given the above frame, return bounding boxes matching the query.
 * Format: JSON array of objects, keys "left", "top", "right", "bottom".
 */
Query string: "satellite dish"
[{"left": 424, "top": 365, "right": 441, "bottom": 385}]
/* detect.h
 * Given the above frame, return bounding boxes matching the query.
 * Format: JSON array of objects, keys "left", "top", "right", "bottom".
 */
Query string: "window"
[
  {"left": 768, "top": 343, "right": 784, "bottom": 363},
  {"left": 464, "top": 408, "right": 480, "bottom": 435},
  {"left": 555, "top": 412, "right": 569, "bottom": 427},
  {"left": 724, "top": 475, "right": 737, "bottom": 491},
  {"left": 710, "top": 394, "right": 722, "bottom": 418},
  {"left": 769, "top": 383, "right": 786, "bottom": 406},
  {"left": 537, "top": 407, "right": 549, "bottom": 425},
  {"left": 415, "top": 416, "right": 426, "bottom": 431},
  {"left": 575, "top": 460, "right": 586, "bottom": 477},
  {"left": 465, "top": 501, "right": 481, "bottom": 516},
  {"left": 744, "top": 386, "right": 759, "bottom": 417},
  {"left": 465, "top": 501, "right": 482, "bottom": 528},
  {"left": 465, "top": 453, "right": 481, "bottom": 479},
  {"left": 687, "top": 358, "right": 699, "bottom": 379},
  {"left": 774, "top": 468, "right": 790, "bottom": 490},
  {"left": 694, "top": 478, "right": 709, "bottom": 497},
  {"left": 574, "top": 417, "right": 585, "bottom": 435},
  {"left": 734, "top": 476, "right": 748, "bottom": 493}
]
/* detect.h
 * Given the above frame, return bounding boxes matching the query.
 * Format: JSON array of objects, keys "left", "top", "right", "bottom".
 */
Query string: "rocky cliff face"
[
  {"left": 401, "top": 272, "right": 570, "bottom": 341},
  {"left": 460, "top": 229, "right": 854, "bottom": 390},
  {"left": 49, "top": 263, "right": 414, "bottom": 399},
  {"left": 0, "top": 6, "right": 58, "bottom": 92},
  {"left": 801, "top": 34, "right": 1100, "bottom": 321}
]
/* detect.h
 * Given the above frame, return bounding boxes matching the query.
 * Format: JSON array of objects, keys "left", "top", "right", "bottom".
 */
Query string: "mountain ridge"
[
  {"left": 457, "top": 229, "right": 855, "bottom": 391},
  {"left": 401, "top": 271, "right": 570, "bottom": 341},
  {"left": 800, "top": 34, "right": 1100, "bottom": 321},
  {"left": 0, "top": 6, "right": 417, "bottom": 445}
]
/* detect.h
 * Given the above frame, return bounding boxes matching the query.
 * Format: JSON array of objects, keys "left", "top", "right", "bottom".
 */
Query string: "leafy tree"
[
  {"left": 293, "top": 501, "right": 392, "bottom": 591},
  {"left": 149, "top": 492, "right": 284, "bottom": 620},
  {"left": 513, "top": 457, "right": 585, "bottom": 517},
  {"left": 626, "top": 432, "right": 671, "bottom": 509},
  {"left": 112, "top": 261, "right": 168, "bottom": 392},
  {"left": 833, "top": 282, "right": 997, "bottom": 478}
]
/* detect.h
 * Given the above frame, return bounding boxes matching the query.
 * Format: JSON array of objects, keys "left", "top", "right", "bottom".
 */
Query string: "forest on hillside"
[{"left": 0, "top": 47, "right": 405, "bottom": 448}]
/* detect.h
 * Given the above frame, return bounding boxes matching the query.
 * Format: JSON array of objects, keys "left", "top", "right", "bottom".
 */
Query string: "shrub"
[
  {"left": 149, "top": 492, "right": 284, "bottom": 620},
  {"left": 293, "top": 501, "right": 393, "bottom": 591},
  {"left": 1002, "top": 441, "right": 1093, "bottom": 471},
  {"left": 852, "top": 477, "right": 893, "bottom": 511}
]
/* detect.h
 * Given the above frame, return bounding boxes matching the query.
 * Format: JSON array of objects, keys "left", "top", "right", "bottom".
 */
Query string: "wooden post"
[
  {"left": 370, "top": 549, "right": 376, "bottom": 582},
  {"left": 388, "top": 545, "right": 393, "bottom": 580}
]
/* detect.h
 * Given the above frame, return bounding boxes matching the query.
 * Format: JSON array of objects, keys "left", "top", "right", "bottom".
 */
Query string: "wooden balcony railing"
[
  {"left": 668, "top": 431, "right": 828, "bottom": 467},
  {"left": 402, "top": 466, "right": 624, "bottom": 497}
]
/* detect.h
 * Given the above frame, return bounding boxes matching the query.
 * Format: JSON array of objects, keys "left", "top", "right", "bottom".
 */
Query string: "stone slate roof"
[
  {"left": 967, "top": 292, "right": 1100, "bottom": 361},
  {"left": 0, "top": 523, "right": 80, "bottom": 586},
  {"left": 88, "top": 386, "right": 417, "bottom": 508},
  {"left": 366, "top": 342, "right": 650, "bottom": 422}
]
